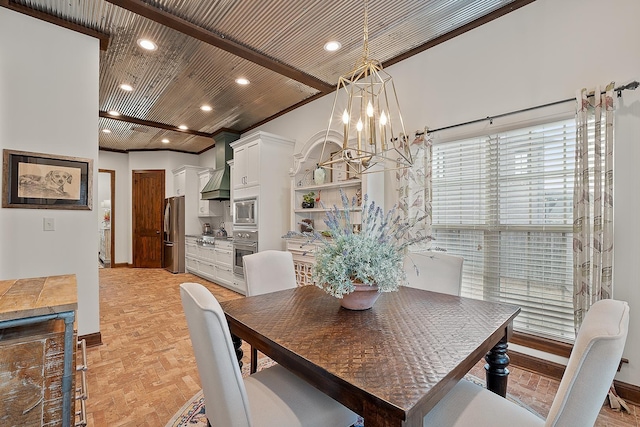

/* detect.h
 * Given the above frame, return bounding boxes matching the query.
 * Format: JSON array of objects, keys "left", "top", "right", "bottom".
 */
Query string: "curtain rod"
[{"left": 425, "top": 81, "right": 639, "bottom": 135}]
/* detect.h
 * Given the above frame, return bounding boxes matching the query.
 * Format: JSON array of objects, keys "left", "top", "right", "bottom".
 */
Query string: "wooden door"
[{"left": 132, "top": 170, "right": 165, "bottom": 268}]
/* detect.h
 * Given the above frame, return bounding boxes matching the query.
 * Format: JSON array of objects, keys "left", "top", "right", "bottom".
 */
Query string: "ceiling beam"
[
  {"left": 99, "top": 111, "right": 215, "bottom": 138},
  {"left": 104, "top": 0, "right": 335, "bottom": 93},
  {"left": 0, "top": 0, "right": 110, "bottom": 51}
]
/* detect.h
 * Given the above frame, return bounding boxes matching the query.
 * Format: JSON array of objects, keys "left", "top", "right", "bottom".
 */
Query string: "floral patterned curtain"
[
  {"left": 397, "top": 129, "right": 432, "bottom": 251},
  {"left": 573, "top": 82, "right": 615, "bottom": 331}
]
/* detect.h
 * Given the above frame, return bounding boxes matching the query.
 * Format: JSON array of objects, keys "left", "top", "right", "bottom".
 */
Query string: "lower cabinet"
[
  {"left": 185, "top": 238, "right": 246, "bottom": 295},
  {"left": 286, "top": 238, "right": 316, "bottom": 286}
]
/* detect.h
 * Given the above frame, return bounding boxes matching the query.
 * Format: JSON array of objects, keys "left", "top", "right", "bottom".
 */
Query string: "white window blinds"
[{"left": 432, "top": 119, "right": 576, "bottom": 342}]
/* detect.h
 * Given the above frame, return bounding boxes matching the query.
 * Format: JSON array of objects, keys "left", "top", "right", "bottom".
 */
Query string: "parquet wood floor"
[{"left": 86, "top": 268, "right": 638, "bottom": 426}]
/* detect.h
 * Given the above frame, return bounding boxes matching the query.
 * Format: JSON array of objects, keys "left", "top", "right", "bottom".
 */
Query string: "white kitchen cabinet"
[
  {"left": 231, "top": 274, "right": 246, "bottom": 294},
  {"left": 185, "top": 256, "right": 198, "bottom": 272},
  {"left": 174, "top": 168, "right": 186, "bottom": 196},
  {"left": 173, "top": 165, "right": 209, "bottom": 236},
  {"left": 230, "top": 131, "right": 295, "bottom": 253},
  {"left": 197, "top": 169, "right": 224, "bottom": 217},
  {"left": 185, "top": 236, "right": 198, "bottom": 274},
  {"left": 232, "top": 139, "right": 260, "bottom": 191},
  {"left": 285, "top": 238, "right": 316, "bottom": 286},
  {"left": 184, "top": 238, "right": 245, "bottom": 295}
]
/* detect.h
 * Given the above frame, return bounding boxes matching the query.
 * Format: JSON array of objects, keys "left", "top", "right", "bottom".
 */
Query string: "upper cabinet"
[
  {"left": 172, "top": 165, "right": 210, "bottom": 235},
  {"left": 174, "top": 168, "right": 187, "bottom": 196},
  {"left": 230, "top": 131, "right": 295, "bottom": 251},
  {"left": 232, "top": 138, "right": 260, "bottom": 191}
]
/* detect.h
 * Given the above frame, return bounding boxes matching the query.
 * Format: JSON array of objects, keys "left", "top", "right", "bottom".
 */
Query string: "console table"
[{"left": 0, "top": 274, "right": 78, "bottom": 427}]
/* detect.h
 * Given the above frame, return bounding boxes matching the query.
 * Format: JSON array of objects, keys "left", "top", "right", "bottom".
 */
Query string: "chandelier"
[{"left": 319, "top": 0, "right": 412, "bottom": 175}]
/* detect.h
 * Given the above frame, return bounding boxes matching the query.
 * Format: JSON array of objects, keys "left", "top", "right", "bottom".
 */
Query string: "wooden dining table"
[{"left": 220, "top": 285, "right": 520, "bottom": 427}]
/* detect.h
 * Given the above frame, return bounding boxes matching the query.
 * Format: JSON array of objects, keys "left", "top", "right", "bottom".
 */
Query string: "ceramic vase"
[
  {"left": 340, "top": 283, "right": 380, "bottom": 310},
  {"left": 313, "top": 166, "right": 326, "bottom": 185}
]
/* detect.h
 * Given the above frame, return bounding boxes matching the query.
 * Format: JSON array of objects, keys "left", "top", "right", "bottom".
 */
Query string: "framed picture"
[
  {"left": 331, "top": 151, "right": 347, "bottom": 182},
  {"left": 2, "top": 149, "right": 93, "bottom": 210}
]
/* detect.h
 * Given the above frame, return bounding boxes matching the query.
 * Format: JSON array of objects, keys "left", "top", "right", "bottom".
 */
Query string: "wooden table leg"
[
  {"left": 484, "top": 334, "right": 509, "bottom": 397},
  {"left": 231, "top": 333, "right": 243, "bottom": 369}
]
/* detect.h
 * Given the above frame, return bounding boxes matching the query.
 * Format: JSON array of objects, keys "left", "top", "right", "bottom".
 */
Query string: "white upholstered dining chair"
[
  {"left": 243, "top": 250, "right": 298, "bottom": 373},
  {"left": 403, "top": 251, "right": 464, "bottom": 296},
  {"left": 180, "top": 282, "right": 358, "bottom": 427},
  {"left": 422, "top": 298, "right": 630, "bottom": 427}
]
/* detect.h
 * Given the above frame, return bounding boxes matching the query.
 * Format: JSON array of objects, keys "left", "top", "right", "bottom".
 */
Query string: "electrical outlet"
[{"left": 43, "top": 218, "right": 55, "bottom": 231}]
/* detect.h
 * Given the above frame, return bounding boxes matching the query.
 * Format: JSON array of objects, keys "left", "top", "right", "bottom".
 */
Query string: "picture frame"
[
  {"left": 2, "top": 149, "right": 93, "bottom": 210},
  {"left": 331, "top": 151, "right": 347, "bottom": 182}
]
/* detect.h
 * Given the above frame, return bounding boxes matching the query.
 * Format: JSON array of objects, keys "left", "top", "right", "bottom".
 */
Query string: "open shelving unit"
[{"left": 287, "top": 131, "right": 366, "bottom": 285}]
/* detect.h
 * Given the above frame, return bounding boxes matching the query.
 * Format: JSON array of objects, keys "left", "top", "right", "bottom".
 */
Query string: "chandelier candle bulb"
[
  {"left": 342, "top": 110, "right": 349, "bottom": 148},
  {"left": 380, "top": 111, "right": 388, "bottom": 150},
  {"left": 357, "top": 119, "right": 363, "bottom": 150},
  {"left": 367, "top": 102, "right": 375, "bottom": 145}
]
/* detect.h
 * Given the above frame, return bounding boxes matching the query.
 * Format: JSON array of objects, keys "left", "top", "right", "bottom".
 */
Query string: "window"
[{"left": 432, "top": 119, "right": 576, "bottom": 342}]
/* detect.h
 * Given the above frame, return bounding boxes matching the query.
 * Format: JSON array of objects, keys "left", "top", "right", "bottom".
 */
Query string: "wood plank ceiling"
[{"left": 2, "top": 0, "right": 535, "bottom": 154}]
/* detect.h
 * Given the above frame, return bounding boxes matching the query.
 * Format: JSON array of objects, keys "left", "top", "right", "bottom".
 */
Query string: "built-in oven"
[
  {"left": 233, "top": 230, "right": 258, "bottom": 276},
  {"left": 233, "top": 197, "right": 257, "bottom": 227}
]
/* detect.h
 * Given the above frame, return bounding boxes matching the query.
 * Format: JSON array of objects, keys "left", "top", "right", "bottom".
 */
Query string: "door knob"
[{"left": 156, "top": 230, "right": 160, "bottom": 234}]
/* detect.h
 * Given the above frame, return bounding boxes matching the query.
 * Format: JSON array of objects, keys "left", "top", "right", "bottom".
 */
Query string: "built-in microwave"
[{"left": 233, "top": 197, "right": 257, "bottom": 227}]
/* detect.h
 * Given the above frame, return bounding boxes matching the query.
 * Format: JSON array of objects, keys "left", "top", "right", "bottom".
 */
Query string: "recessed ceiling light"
[
  {"left": 119, "top": 84, "right": 133, "bottom": 91},
  {"left": 200, "top": 105, "right": 213, "bottom": 112},
  {"left": 324, "top": 41, "right": 341, "bottom": 52},
  {"left": 178, "top": 125, "right": 188, "bottom": 130},
  {"left": 235, "top": 78, "right": 250, "bottom": 85},
  {"left": 108, "top": 110, "right": 121, "bottom": 116},
  {"left": 101, "top": 129, "right": 111, "bottom": 133},
  {"left": 162, "top": 138, "right": 170, "bottom": 143},
  {"left": 137, "top": 38, "right": 157, "bottom": 51}
]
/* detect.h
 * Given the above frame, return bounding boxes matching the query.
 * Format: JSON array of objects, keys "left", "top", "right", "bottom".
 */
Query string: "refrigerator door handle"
[{"left": 164, "top": 201, "right": 171, "bottom": 234}]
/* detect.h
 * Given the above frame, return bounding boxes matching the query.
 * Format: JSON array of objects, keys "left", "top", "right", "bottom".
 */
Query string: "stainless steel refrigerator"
[{"left": 163, "top": 196, "right": 185, "bottom": 273}]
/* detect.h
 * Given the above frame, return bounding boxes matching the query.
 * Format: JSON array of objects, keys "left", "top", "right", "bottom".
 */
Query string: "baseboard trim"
[
  {"left": 613, "top": 379, "right": 640, "bottom": 406},
  {"left": 509, "top": 349, "right": 640, "bottom": 405},
  {"left": 112, "top": 262, "right": 131, "bottom": 268},
  {"left": 509, "top": 350, "right": 565, "bottom": 380},
  {"left": 79, "top": 332, "right": 102, "bottom": 347}
]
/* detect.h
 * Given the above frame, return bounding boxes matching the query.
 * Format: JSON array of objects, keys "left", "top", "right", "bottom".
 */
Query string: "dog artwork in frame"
[{"left": 2, "top": 149, "right": 93, "bottom": 210}]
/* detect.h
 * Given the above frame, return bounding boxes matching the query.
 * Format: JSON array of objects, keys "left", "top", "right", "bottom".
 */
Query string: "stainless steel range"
[
  {"left": 196, "top": 235, "right": 216, "bottom": 247},
  {"left": 233, "top": 230, "right": 258, "bottom": 276}
]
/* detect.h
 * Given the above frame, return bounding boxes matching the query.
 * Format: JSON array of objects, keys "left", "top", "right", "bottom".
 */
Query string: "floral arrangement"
[{"left": 284, "top": 190, "right": 431, "bottom": 298}]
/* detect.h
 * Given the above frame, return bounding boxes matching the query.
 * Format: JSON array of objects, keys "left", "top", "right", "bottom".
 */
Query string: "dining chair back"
[
  {"left": 243, "top": 250, "right": 299, "bottom": 372},
  {"left": 180, "top": 282, "right": 358, "bottom": 427},
  {"left": 545, "top": 298, "right": 629, "bottom": 426},
  {"left": 421, "top": 298, "right": 630, "bottom": 427},
  {"left": 244, "top": 250, "right": 298, "bottom": 296},
  {"left": 403, "top": 251, "right": 464, "bottom": 296},
  {"left": 180, "top": 282, "right": 252, "bottom": 426}
]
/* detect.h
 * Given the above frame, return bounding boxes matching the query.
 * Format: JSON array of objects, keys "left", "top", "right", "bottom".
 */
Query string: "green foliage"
[
  {"left": 284, "top": 190, "right": 431, "bottom": 298},
  {"left": 302, "top": 192, "right": 316, "bottom": 204}
]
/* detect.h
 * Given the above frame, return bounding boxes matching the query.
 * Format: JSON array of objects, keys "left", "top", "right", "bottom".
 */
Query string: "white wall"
[
  {"left": 0, "top": 9, "right": 100, "bottom": 335},
  {"left": 252, "top": 0, "right": 640, "bottom": 387}
]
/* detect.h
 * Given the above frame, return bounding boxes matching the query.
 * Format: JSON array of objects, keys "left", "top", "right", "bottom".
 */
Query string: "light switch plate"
[{"left": 43, "top": 218, "right": 55, "bottom": 231}]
